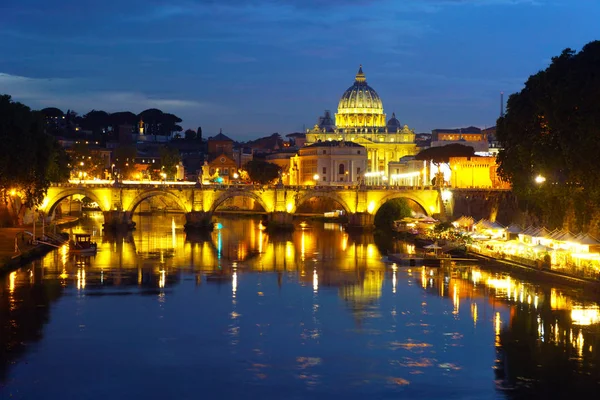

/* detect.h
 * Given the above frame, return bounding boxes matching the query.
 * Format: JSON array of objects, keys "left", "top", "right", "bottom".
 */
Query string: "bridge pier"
[
  {"left": 265, "top": 211, "right": 294, "bottom": 231},
  {"left": 103, "top": 211, "right": 136, "bottom": 231},
  {"left": 185, "top": 211, "right": 214, "bottom": 231},
  {"left": 346, "top": 212, "right": 374, "bottom": 231}
]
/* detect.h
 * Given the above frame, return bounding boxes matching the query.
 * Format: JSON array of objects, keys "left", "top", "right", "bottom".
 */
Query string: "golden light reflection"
[
  {"left": 392, "top": 269, "right": 397, "bottom": 294},
  {"left": 313, "top": 269, "right": 318, "bottom": 293},
  {"left": 471, "top": 302, "right": 477, "bottom": 327},
  {"left": 301, "top": 230, "right": 306, "bottom": 261},
  {"left": 171, "top": 217, "right": 176, "bottom": 249},
  {"left": 472, "top": 269, "right": 481, "bottom": 285},
  {"left": 495, "top": 312, "right": 501, "bottom": 346},
  {"left": 576, "top": 330, "right": 584, "bottom": 358},
  {"left": 341, "top": 233, "right": 348, "bottom": 251},
  {"left": 60, "top": 244, "right": 68, "bottom": 267},
  {"left": 76, "top": 268, "right": 86, "bottom": 289},
  {"left": 9, "top": 271, "right": 16, "bottom": 293},
  {"left": 421, "top": 268, "right": 426, "bottom": 289},
  {"left": 571, "top": 307, "right": 600, "bottom": 326},
  {"left": 159, "top": 269, "right": 166, "bottom": 288},
  {"left": 453, "top": 283, "right": 459, "bottom": 315}
]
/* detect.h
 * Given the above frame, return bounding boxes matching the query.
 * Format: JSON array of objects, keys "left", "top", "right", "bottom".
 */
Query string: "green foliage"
[
  {"left": 374, "top": 198, "right": 412, "bottom": 230},
  {"left": 0, "top": 95, "right": 70, "bottom": 211},
  {"left": 496, "top": 41, "right": 600, "bottom": 229},
  {"left": 244, "top": 160, "right": 281, "bottom": 184},
  {"left": 159, "top": 146, "right": 181, "bottom": 180},
  {"left": 184, "top": 129, "right": 197, "bottom": 140}
]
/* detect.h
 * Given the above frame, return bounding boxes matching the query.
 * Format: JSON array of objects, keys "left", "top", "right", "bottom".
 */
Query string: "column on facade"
[
  {"left": 384, "top": 151, "right": 389, "bottom": 178},
  {"left": 349, "top": 160, "right": 354, "bottom": 183},
  {"left": 371, "top": 149, "right": 376, "bottom": 172}
]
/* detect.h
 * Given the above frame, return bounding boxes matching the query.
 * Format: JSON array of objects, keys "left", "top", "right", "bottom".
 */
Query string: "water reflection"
[{"left": 0, "top": 214, "right": 599, "bottom": 398}]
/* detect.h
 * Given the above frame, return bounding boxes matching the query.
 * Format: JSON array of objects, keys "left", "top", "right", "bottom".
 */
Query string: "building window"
[
  {"left": 322, "top": 167, "right": 326, "bottom": 174},
  {"left": 357, "top": 167, "right": 361, "bottom": 175},
  {"left": 357, "top": 150, "right": 361, "bottom": 154},
  {"left": 323, "top": 150, "right": 326, "bottom": 154},
  {"left": 338, "top": 164, "right": 345, "bottom": 175}
]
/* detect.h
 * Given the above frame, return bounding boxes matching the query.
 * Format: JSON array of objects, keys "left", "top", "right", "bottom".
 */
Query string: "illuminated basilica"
[{"left": 306, "top": 66, "right": 417, "bottom": 173}]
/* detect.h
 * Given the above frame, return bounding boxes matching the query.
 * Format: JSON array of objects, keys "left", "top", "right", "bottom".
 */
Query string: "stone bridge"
[{"left": 40, "top": 182, "right": 508, "bottom": 230}]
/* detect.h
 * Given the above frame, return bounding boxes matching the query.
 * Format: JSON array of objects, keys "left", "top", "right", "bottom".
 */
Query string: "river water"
[{"left": 1, "top": 213, "right": 599, "bottom": 399}]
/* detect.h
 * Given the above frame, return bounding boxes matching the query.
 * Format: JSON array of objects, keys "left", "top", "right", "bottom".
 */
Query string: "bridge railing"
[{"left": 50, "top": 182, "right": 510, "bottom": 192}]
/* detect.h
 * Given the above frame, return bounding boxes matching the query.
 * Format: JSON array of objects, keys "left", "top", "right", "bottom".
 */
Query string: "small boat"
[{"left": 69, "top": 234, "right": 97, "bottom": 254}]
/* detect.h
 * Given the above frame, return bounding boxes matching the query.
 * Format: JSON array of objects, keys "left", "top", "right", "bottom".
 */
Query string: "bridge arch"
[
  {"left": 43, "top": 188, "right": 107, "bottom": 215},
  {"left": 292, "top": 191, "right": 352, "bottom": 214},
  {"left": 372, "top": 193, "right": 431, "bottom": 217},
  {"left": 127, "top": 189, "right": 191, "bottom": 213},
  {"left": 209, "top": 190, "right": 271, "bottom": 213}
]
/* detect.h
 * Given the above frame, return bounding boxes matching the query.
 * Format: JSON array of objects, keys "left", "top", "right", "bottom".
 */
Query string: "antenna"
[{"left": 500, "top": 92, "right": 504, "bottom": 118}]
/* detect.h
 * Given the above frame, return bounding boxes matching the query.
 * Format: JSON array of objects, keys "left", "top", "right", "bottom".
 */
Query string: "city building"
[
  {"left": 288, "top": 141, "right": 367, "bottom": 186},
  {"left": 305, "top": 66, "right": 417, "bottom": 174},
  {"left": 449, "top": 156, "right": 510, "bottom": 189},
  {"left": 204, "top": 130, "right": 237, "bottom": 183},
  {"left": 431, "top": 126, "right": 489, "bottom": 152}
]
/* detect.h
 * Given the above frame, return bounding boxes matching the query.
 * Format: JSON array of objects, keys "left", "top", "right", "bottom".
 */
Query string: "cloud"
[{"left": 0, "top": 72, "right": 217, "bottom": 114}]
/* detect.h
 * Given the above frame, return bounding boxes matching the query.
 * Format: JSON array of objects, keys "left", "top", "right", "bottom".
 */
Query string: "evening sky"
[{"left": 0, "top": 0, "right": 597, "bottom": 139}]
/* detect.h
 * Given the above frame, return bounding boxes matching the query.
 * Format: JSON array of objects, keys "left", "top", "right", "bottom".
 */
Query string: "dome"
[
  {"left": 387, "top": 112, "right": 401, "bottom": 132},
  {"left": 336, "top": 65, "right": 386, "bottom": 129}
]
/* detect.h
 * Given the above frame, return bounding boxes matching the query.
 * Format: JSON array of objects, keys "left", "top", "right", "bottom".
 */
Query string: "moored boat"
[{"left": 69, "top": 234, "right": 97, "bottom": 254}]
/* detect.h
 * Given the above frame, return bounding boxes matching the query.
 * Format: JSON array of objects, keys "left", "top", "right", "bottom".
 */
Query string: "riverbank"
[
  {"left": 469, "top": 251, "right": 600, "bottom": 296},
  {"left": 0, "top": 216, "right": 78, "bottom": 275}
]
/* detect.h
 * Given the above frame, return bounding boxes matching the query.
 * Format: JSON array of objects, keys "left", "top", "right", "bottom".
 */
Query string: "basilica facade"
[{"left": 305, "top": 66, "right": 417, "bottom": 174}]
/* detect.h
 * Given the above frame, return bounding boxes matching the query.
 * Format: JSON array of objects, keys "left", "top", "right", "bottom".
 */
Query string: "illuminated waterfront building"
[
  {"left": 289, "top": 141, "right": 367, "bottom": 185},
  {"left": 305, "top": 66, "right": 417, "bottom": 174}
]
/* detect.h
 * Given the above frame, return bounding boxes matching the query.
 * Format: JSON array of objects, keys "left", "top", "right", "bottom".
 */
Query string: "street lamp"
[
  {"left": 160, "top": 172, "right": 167, "bottom": 183},
  {"left": 535, "top": 175, "right": 546, "bottom": 184},
  {"left": 313, "top": 174, "right": 319, "bottom": 185}
]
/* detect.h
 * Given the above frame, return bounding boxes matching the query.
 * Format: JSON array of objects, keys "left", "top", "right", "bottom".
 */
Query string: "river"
[{"left": 1, "top": 213, "right": 599, "bottom": 399}]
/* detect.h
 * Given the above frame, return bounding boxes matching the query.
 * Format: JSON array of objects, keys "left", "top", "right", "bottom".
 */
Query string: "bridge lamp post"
[
  {"left": 313, "top": 174, "right": 319, "bottom": 185},
  {"left": 535, "top": 175, "right": 546, "bottom": 184},
  {"left": 160, "top": 172, "right": 167, "bottom": 184}
]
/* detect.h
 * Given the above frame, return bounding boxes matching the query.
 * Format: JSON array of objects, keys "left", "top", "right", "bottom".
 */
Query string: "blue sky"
[{"left": 0, "top": 0, "right": 598, "bottom": 140}]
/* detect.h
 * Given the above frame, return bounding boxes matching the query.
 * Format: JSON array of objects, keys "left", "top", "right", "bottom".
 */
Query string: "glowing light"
[
  {"left": 535, "top": 175, "right": 546, "bottom": 184},
  {"left": 472, "top": 270, "right": 482, "bottom": 285},
  {"left": 441, "top": 190, "right": 452, "bottom": 202},
  {"left": 171, "top": 217, "right": 176, "bottom": 249},
  {"left": 286, "top": 202, "right": 293, "bottom": 213},
  {"left": 495, "top": 312, "right": 501, "bottom": 345},
  {"left": 453, "top": 283, "right": 459, "bottom": 315},
  {"left": 392, "top": 269, "right": 397, "bottom": 294},
  {"left": 472, "top": 303, "right": 478, "bottom": 327},
  {"left": 9, "top": 271, "right": 16, "bottom": 293},
  {"left": 159, "top": 270, "right": 166, "bottom": 288},
  {"left": 232, "top": 271, "right": 238, "bottom": 298},
  {"left": 76, "top": 268, "right": 86, "bottom": 290},
  {"left": 571, "top": 307, "right": 600, "bottom": 326},
  {"left": 313, "top": 269, "right": 318, "bottom": 293},
  {"left": 367, "top": 201, "right": 376, "bottom": 214}
]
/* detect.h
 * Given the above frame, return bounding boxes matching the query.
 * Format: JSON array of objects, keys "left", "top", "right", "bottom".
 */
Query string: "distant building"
[
  {"left": 305, "top": 66, "right": 417, "bottom": 174},
  {"left": 449, "top": 156, "right": 510, "bottom": 189},
  {"left": 205, "top": 130, "right": 237, "bottom": 183},
  {"left": 431, "top": 126, "right": 489, "bottom": 152},
  {"left": 207, "top": 130, "right": 234, "bottom": 158},
  {"left": 288, "top": 141, "right": 367, "bottom": 186},
  {"left": 286, "top": 132, "right": 307, "bottom": 148}
]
